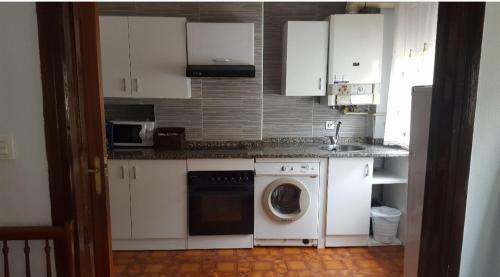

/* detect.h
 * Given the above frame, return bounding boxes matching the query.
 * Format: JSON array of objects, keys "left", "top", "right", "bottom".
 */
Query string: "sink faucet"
[{"left": 326, "top": 121, "right": 342, "bottom": 146}]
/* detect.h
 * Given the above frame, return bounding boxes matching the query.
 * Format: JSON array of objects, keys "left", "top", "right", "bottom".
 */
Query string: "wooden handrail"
[
  {"left": 0, "top": 221, "right": 74, "bottom": 277},
  {"left": 0, "top": 225, "right": 67, "bottom": 241}
]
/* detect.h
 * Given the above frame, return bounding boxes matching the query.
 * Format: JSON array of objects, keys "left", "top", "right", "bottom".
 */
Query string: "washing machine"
[{"left": 254, "top": 161, "right": 320, "bottom": 247}]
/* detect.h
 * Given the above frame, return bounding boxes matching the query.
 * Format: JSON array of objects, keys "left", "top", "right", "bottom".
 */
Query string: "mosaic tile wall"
[{"left": 101, "top": 2, "right": 370, "bottom": 141}]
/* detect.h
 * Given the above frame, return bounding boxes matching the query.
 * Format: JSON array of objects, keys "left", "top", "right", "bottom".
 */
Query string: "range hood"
[{"left": 186, "top": 23, "right": 255, "bottom": 78}]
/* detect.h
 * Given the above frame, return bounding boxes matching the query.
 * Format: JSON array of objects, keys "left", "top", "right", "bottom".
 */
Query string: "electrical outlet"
[{"left": 325, "top": 121, "right": 335, "bottom": 130}]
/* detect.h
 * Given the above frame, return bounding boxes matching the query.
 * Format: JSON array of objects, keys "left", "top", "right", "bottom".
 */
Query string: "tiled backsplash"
[{"left": 101, "top": 2, "right": 370, "bottom": 141}]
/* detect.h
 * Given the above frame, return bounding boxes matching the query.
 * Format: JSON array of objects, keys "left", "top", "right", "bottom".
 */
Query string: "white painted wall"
[
  {"left": 460, "top": 3, "right": 500, "bottom": 276},
  {"left": 371, "top": 8, "right": 395, "bottom": 139},
  {"left": 0, "top": 3, "right": 52, "bottom": 276}
]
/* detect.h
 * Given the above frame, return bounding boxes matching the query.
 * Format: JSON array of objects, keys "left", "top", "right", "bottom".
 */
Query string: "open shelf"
[
  {"left": 372, "top": 169, "right": 408, "bottom": 185},
  {"left": 368, "top": 236, "right": 402, "bottom": 247}
]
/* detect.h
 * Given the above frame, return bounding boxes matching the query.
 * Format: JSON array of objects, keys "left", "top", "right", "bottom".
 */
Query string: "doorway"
[{"left": 36, "top": 2, "right": 486, "bottom": 277}]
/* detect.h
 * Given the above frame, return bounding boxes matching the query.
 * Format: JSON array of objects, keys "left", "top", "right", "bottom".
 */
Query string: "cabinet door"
[
  {"left": 326, "top": 158, "right": 373, "bottom": 235},
  {"left": 108, "top": 160, "right": 132, "bottom": 239},
  {"left": 282, "top": 21, "right": 328, "bottom": 96},
  {"left": 129, "top": 17, "right": 191, "bottom": 99},
  {"left": 130, "top": 160, "right": 187, "bottom": 239},
  {"left": 99, "top": 16, "right": 132, "bottom": 98},
  {"left": 187, "top": 23, "right": 254, "bottom": 65},
  {"left": 328, "top": 14, "right": 384, "bottom": 84}
]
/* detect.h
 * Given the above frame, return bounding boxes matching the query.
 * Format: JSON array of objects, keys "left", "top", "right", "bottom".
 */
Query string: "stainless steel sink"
[{"left": 319, "top": 144, "right": 365, "bottom": 152}]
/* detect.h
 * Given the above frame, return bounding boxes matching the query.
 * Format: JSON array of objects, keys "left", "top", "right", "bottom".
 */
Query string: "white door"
[
  {"left": 129, "top": 17, "right": 191, "bottom": 99},
  {"left": 328, "top": 14, "right": 384, "bottom": 84},
  {"left": 108, "top": 160, "right": 132, "bottom": 239},
  {"left": 99, "top": 16, "right": 132, "bottom": 98},
  {"left": 282, "top": 21, "right": 329, "bottom": 96},
  {"left": 326, "top": 158, "right": 373, "bottom": 236},
  {"left": 130, "top": 160, "right": 187, "bottom": 239}
]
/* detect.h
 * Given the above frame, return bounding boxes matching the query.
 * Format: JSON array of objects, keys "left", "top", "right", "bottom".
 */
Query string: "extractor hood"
[{"left": 186, "top": 23, "right": 255, "bottom": 78}]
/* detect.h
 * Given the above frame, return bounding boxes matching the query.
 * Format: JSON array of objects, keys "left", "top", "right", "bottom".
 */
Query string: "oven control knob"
[
  {"left": 238, "top": 177, "right": 242, "bottom": 181},
  {"left": 281, "top": 166, "right": 286, "bottom": 171},
  {"left": 244, "top": 176, "right": 249, "bottom": 181},
  {"left": 217, "top": 177, "right": 222, "bottom": 182},
  {"left": 230, "top": 177, "right": 235, "bottom": 182}
]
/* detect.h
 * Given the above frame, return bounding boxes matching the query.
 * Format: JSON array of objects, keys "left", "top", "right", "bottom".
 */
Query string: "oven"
[{"left": 188, "top": 171, "right": 254, "bottom": 236}]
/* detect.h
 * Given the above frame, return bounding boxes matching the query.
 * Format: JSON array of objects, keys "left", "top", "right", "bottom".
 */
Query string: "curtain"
[{"left": 383, "top": 3, "right": 438, "bottom": 147}]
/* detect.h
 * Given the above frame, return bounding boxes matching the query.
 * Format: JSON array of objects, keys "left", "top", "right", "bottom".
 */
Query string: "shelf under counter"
[{"left": 372, "top": 169, "right": 408, "bottom": 185}]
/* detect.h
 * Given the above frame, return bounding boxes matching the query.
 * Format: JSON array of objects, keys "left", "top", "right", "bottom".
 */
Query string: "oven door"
[{"left": 189, "top": 184, "right": 254, "bottom": 236}]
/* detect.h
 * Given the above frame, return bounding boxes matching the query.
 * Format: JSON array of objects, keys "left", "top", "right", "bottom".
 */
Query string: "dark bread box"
[{"left": 154, "top": 127, "right": 186, "bottom": 150}]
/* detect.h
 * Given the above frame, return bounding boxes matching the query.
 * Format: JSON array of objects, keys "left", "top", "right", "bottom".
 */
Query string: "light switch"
[{"left": 0, "top": 135, "right": 15, "bottom": 160}]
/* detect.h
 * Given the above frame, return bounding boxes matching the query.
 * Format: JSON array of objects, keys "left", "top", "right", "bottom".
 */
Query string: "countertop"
[{"left": 108, "top": 141, "right": 409, "bottom": 160}]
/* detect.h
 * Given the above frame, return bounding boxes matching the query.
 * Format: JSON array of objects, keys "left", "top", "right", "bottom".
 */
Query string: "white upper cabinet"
[
  {"left": 282, "top": 21, "right": 329, "bottom": 96},
  {"left": 99, "top": 17, "right": 131, "bottom": 98},
  {"left": 129, "top": 17, "right": 191, "bottom": 99},
  {"left": 187, "top": 23, "right": 254, "bottom": 65},
  {"left": 99, "top": 16, "right": 191, "bottom": 99},
  {"left": 328, "top": 14, "right": 384, "bottom": 84}
]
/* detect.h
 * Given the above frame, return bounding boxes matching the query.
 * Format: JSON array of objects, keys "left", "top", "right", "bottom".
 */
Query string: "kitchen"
[
  {"left": 3, "top": 1, "right": 497, "bottom": 277},
  {"left": 100, "top": 2, "right": 435, "bottom": 276}
]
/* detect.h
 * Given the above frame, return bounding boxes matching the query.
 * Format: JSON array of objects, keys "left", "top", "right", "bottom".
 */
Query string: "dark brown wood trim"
[
  {"left": 36, "top": 2, "right": 75, "bottom": 230},
  {"left": 37, "top": 4, "right": 81, "bottom": 277},
  {"left": 36, "top": 3, "right": 97, "bottom": 277},
  {"left": 0, "top": 226, "right": 67, "bottom": 241},
  {"left": 419, "top": 3, "right": 485, "bottom": 277},
  {"left": 73, "top": 3, "right": 113, "bottom": 276},
  {"left": 37, "top": 3, "right": 112, "bottom": 277}
]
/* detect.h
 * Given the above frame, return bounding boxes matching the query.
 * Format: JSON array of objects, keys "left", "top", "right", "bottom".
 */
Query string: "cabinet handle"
[
  {"left": 122, "top": 78, "right": 127, "bottom": 92},
  {"left": 120, "top": 166, "right": 125, "bottom": 179},
  {"left": 212, "top": 58, "right": 231, "bottom": 63},
  {"left": 364, "top": 163, "right": 370, "bottom": 177},
  {"left": 133, "top": 78, "right": 140, "bottom": 93},
  {"left": 319, "top": 77, "right": 322, "bottom": 90},
  {"left": 131, "top": 166, "right": 137, "bottom": 180}
]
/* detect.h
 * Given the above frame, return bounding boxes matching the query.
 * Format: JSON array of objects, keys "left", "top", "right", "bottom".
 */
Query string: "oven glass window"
[
  {"left": 270, "top": 184, "right": 301, "bottom": 214},
  {"left": 113, "top": 124, "right": 142, "bottom": 143},
  {"left": 201, "top": 195, "right": 242, "bottom": 222}
]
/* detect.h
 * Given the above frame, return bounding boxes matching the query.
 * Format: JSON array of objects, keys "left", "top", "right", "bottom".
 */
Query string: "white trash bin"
[{"left": 370, "top": 206, "right": 402, "bottom": 244}]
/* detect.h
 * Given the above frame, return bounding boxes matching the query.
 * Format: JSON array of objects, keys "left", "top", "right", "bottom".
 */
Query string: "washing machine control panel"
[{"left": 255, "top": 162, "right": 319, "bottom": 176}]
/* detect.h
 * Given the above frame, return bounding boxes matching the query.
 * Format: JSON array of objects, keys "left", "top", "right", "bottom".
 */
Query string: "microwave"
[{"left": 109, "top": 121, "right": 155, "bottom": 147}]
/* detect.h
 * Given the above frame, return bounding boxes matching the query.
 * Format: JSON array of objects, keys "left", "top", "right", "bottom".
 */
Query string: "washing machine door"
[{"left": 263, "top": 177, "right": 310, "bottom": 221}]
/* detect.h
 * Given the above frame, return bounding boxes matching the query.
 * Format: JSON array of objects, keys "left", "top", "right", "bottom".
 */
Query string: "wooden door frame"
[
  {"left": 418, "top": 3, "right": 485, "bottom": 277},
  {"left": 36, "top": 3, "right": 112, "bottom": 277},
  {"left": 35, "top": 2, "right": 485, "bottom": 277}
]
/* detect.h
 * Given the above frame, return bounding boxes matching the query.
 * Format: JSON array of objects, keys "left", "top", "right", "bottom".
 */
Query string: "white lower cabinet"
[
  {"left": 108, "top": 159, "right": 188, "bottom": 250},
  {"left": 326, "top": 157, "right": 374, "bottom": 247},
  {"left": 108, "top": 160, "right": 132, "bottom": 239},
  {"left": 130, "top": 160, "right": 187, "bottom": 239}
]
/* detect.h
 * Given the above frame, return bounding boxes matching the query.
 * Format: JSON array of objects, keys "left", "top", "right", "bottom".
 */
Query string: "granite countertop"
[{"left": 108, "top": 139, "right": 409, "bottom": 160}]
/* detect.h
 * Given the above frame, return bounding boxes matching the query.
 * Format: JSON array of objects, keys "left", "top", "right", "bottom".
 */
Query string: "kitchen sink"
[{"left": 319, "top": 144, "right": 365, "bottom": 152}]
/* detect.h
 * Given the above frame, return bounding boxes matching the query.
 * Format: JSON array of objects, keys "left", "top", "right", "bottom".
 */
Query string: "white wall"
[
  {"left": 460, "top": 3, "right": 500, "bottom": 276},
  {"left": 371, "top": 8, "right": 395, "bottom": 139},
  {"left": 0, "top": 3, "right": 52, "bottom": 276}
]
